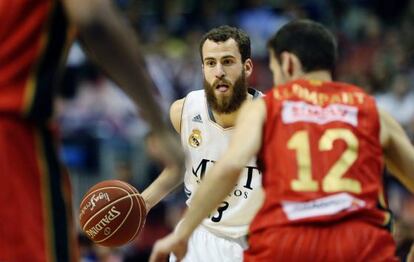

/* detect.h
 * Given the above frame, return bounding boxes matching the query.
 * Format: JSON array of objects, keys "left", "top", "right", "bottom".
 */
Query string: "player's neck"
[
  {"left": 212, "top": 93, "right": 253, "bottom": 129},
  {"left": 301, "top": 70, "right": 332, "bottom": 82},
  {"left": 212, "top": 111, "right": 238, "bottom": 128}
]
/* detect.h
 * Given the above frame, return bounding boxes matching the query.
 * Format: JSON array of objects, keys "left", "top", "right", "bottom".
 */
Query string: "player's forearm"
[
  {"left": 385, "top": 135, "right": 414, "bottom": 193},
  {"left": 176, "top": 161, "right": 242, "bottom": 240},
  {"left": 68, "top": 0, "right": 167, "bottom": 131},
  {"left": 142, "top": 167, "right": 184, "bottom": 212},
  {"left": 387, "top": 162, "right": 414, "bottom": 194},
  {"left": 381, "top": 110, "right": 414, "bottom": 193}
]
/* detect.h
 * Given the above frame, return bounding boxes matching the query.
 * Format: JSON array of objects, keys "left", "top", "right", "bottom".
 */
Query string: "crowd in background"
[{"left": 57, "top": 0, "right": 414, "bottom": 261}]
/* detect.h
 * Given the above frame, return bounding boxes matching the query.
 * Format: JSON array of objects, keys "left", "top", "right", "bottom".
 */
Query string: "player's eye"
[
  {"left": 205, "top": 60, "right": 216, "bottom": 67},
  {"left": 222, "top": 59, "right": 234, "bottom": 65}
]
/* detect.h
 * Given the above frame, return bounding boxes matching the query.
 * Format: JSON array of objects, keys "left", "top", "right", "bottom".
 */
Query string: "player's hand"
[
  {"left": 408, "top": 243, "right": 414, "bottom": 262},
  {"left": 149, "top": 232, "right": 188, "bottom": 262},
  {"left": 142, "top": 198, "right": 151, "bottom": 215},
  {"left": 147, "top": 128, "right": 185, "bottom": 170}
]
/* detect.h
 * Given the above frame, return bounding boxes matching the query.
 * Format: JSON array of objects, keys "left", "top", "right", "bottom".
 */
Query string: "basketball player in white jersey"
[{"left": 142, "top": 26, "right": 264, "bottom": 261}]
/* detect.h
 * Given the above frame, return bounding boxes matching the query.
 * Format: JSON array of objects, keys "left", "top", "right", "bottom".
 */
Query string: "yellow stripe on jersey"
[
  {"left": 378, "top": 188, "right": 388, "bottom": 208},
  {"left": 35, "top": 128, "right": 56, "bottom": 262}
]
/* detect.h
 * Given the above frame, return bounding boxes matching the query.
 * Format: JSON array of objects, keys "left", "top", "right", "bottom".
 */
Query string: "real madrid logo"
[{"left": 189, "top": 129, "right": 202, "bottom": 148}]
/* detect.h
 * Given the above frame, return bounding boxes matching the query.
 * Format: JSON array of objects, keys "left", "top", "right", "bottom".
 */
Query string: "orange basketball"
[{"left": 79, "top": 180, "right": 146, "bottom": 247}]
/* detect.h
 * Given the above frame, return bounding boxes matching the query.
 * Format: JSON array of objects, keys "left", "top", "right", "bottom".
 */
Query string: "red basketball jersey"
[
  {"left": 0, "top": 0, "right": 72, "bottom": 119},
  {"left": 251, "top": 79, "right": 390, "bottom": 234}
]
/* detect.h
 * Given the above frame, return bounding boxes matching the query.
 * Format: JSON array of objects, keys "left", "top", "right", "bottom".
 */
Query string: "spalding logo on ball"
[{"left": 79, "top": 180, "right": 147, "bottom": 247}]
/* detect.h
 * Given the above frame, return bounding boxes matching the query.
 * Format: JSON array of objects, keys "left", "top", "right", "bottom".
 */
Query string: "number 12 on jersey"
[{"left": 287, "top": 128, "right": 361, "bottom": 194}]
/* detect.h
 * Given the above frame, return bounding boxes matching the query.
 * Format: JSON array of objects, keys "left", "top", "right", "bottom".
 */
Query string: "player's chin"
[
  {"left": 215, "top": 97, "right": 230, "bottom": 107},
  {"left": 214, "top": 89, "right": 233, "bottom": 99}
]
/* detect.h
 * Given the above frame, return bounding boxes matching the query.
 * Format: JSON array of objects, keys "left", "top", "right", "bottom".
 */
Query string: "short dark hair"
[
  {"left": 199, "top": 25, "right": 251, "bottom": 63},
  {"left": 267, "top": 19, "right": 337, "bottom": 73}
]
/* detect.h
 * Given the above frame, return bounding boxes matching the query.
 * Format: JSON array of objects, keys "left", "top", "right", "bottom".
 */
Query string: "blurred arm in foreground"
[{"left": 62, "top": 0, "right": 185, "bottom": 169}]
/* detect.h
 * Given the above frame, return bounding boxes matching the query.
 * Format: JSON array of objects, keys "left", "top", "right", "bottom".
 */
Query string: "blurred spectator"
[
  {"left": 79, "top": 233, "right": 98, "bottom": 262},
  {"left": 375, "top": 72, "right": 414, "bottom": 129},
  {"left": 236, "top": 0, "right": 290, "bottom": 58}
]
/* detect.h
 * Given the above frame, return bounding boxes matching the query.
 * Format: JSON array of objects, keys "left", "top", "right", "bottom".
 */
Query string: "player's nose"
[{"left": 214, "top": 63, "right": 225, "bottom": 78}]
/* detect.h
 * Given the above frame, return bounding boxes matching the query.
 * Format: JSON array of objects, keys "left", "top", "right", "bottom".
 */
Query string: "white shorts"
[{"left": 169, "top": 225, "right": 247, "bottom": 262}]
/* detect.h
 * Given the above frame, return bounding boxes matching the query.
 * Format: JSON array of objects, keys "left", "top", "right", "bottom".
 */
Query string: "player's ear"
[
  {"left": 281, "top": 52, "right": 303, "bottom": 79},
  {"left": 290, "top": 53, "right": 303, "bottom": 78},
  {"left": 280, "top": 52, "right": 291, "bottom": 77},
  {"left": 243, "top": 58, "right": 253, "bottom": 78}
]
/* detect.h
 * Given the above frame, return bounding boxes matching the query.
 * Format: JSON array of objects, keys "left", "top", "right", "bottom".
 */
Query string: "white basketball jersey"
[{"left": 180, "top": 89, "right": 264, "bottom": 239}]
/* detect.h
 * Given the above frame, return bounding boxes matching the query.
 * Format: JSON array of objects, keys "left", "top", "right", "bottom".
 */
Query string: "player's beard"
[{"left": 204, "top": 70, "right": 248, "bottom": 114}]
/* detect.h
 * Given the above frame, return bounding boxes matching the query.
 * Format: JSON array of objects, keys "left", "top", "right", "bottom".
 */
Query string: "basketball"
[{"left": 79, "top": 180, "right": 146, "bottom": 247}]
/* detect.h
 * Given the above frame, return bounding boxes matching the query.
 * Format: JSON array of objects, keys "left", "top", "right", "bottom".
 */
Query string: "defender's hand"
[
  {"left": 147, "top": 128, "right": 185, "bottom": 170},
  {"left": 149, "top": 233, "right": 188, "bottom": 262}
]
